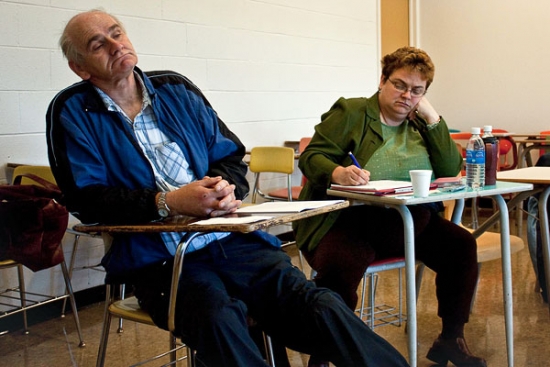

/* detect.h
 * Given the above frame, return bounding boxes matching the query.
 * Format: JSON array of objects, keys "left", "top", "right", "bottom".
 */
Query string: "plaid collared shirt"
[{"left": 94, "top": 73, "right": 229, "bottom": 253}]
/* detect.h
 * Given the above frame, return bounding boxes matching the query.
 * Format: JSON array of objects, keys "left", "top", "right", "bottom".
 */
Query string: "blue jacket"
[{"left": 46, "top": 68, "right": 279, "bottom": 276}]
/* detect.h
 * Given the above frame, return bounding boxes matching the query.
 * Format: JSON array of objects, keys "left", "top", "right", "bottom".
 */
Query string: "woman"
[{"left": 294, "top": 47, "right": 486, "bottom": 367}]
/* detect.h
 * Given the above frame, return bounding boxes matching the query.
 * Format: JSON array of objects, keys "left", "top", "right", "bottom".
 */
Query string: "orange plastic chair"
[
  {"left": 450, "top": 132, "right": 470, "bottom": 175},
  {"left": 539, "top": 130, "right": 550, "bottom": 157},
  {"left": 490, "top": 128, "right": 517, "bottom": 171}
]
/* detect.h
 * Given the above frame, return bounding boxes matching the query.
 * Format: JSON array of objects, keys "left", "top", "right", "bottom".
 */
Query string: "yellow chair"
[
  {"left": 13, "top": 165, "right": 56, "bottom": 185},
  {"left": 10, "top": 165, "right": 104, "bottom": 318},
  {"left": 97, "top": 232, "right": 276, "bottom": 367},
  {"left": 97, "top": 284, "right": 190, "bottom": 367},
  {"left": 249, "top": 146, "right": 296, "bottom": 203},
  {"left": 0, "top": 165, "right": 84, "bottom": 346},
  {"left": 248, "top": 146, "right": 305, "bottom": 270}
]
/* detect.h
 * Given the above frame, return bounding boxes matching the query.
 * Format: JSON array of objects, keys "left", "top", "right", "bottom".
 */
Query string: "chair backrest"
[
  {"left": 539, "top": 130, "right": 550, "bottom": 156},
  {"left": 450, "top": 133, "right": 470, "bottom": 176},
  {"left": 12, "top": 165, "right": 56, "bottom": 186},
  {"left": 489, "top": 128, "right": 512, "bottom": 154},
  {"left": 298, "top": 137, "right": 312, "bottom": 154},
  {"left": 248, "top": 147, "right": 295, "bottom": 175},
  {"left": 248, "top": 147, "right": 295, "bottom": 203},
  {"left": 484, "top": 128, "right": 518, "bottom": 171},
  {"left": 298, "top": 137, "right": 312, "bottom": 186},
  {"left": 450, "top": 132, "right": 471, "bottom": 159}
]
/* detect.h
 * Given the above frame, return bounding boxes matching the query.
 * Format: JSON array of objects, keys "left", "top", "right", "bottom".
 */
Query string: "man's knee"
[{"left": 306, "top": 287, "right": 351, "bottom": 317}]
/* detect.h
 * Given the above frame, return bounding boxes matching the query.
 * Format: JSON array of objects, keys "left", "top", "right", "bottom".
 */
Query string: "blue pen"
[{"left": 348, "top": 151, "right": 361, "bottom": 168}]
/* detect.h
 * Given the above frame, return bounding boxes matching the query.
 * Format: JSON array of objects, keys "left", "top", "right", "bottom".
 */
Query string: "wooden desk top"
[
  {"left": 508, "top": 133, "right": 547, "bottom": 138},
  {"left": 497, "top": 167, "right": 550, "bottom": 185},
  {"left": 73, "top": 201, "right": 349, "bottom": 234},
  {"left": 514, "top": 138, "right": 548, "bottom": 143}
]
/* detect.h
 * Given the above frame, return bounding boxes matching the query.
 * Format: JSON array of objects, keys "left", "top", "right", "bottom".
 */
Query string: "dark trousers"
[
  {"left": 303, "top": 205, "right": 478, "bottom": 326},
  {"left": 130, "top": 233, "right": 409, "bottom": 367},
  {"left": 526, "top": 153, "right": 550, "bottom": 301}
]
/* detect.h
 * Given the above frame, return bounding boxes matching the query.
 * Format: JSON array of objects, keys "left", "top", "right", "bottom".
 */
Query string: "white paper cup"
[{"left": 409, "top": 170, "right": 433, "bottom": 197}]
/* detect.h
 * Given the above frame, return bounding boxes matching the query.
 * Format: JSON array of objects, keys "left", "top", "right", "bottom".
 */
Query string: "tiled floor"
[{"left": 1, "top": 215, "right": 550, "bottom": 367}]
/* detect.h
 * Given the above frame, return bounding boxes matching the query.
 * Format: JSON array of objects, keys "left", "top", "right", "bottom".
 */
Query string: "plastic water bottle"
[{"left": 466, "top": 127, "right": 485, "bottom": 189}]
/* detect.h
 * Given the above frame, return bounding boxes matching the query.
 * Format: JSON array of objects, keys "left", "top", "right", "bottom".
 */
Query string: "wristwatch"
[{"left": 157, "top": 192, "right": 171, "bottom": 218}]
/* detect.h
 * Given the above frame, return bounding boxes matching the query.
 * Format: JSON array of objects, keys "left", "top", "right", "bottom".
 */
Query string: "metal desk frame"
[
  {"left": 498, "top": 167, "right": 550, "bottom": 317},
  {"left": 328, "top": 182, "right": 533, "bottom": 367}
]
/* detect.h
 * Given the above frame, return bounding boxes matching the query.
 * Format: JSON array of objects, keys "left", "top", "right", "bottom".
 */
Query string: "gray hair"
[{"left": 59, "top": 9, "right": 125, "bottom": 64}]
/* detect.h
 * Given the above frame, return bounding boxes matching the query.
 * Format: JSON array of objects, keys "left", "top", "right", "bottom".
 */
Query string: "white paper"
[
  {"left": 189, "top": 215, "right": 273, "bottom": 226},
  {"left": 235, "top": 200, "right": 344, "bottom": 214},
  {"left": 331, "top": 180, "right": 412, "bottom": 192}
]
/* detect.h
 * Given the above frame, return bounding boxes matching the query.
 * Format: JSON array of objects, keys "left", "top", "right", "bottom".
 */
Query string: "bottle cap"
[
  {"left": 483, "top": 125, "right": 492, "bottom": 133},
  {"left": 471, "top": 127, "right": 481, "bottom": 135}
]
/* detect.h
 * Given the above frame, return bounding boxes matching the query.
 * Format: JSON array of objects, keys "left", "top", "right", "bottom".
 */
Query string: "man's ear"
[{"left": 69, "top": 61, "right": 91, "bottom": 80}]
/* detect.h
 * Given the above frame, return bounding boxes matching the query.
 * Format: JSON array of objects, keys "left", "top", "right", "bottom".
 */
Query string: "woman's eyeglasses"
[{"left": 387, "top": 78, "right": 426, "bottom": 97}]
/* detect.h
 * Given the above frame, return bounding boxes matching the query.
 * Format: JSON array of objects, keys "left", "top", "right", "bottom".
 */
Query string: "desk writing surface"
[
  {"left": 327, "top": 181, "right": 533, "bottom": 205},
  {"left": 505, "top": 133, "right": 547, "bottom": 139},
  {"left": 497, "top": 167, "right": 550, "bottom": 184},
  {"left": 73, "top": 201, "right": 349, "bottom": 234},
  {"left": 236, "top": 200, "right": 344, "bottom": 213},
  {"left": 513, "top": 138, "right": 548, "bottom": 144}
]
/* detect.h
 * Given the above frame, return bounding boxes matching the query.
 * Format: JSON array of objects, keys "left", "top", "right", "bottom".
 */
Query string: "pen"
[{"left": 348, "top": 151, "right": 361, "bottom": 168}]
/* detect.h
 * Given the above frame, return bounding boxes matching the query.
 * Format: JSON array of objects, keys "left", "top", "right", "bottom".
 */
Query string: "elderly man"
[{"left": 46, "top": 9, "right": 409, "bottom": 367}]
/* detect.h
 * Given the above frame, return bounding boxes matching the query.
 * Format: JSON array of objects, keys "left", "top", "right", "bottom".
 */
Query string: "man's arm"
[{"left": 206, "top": 118, "right": 249, "bottom": 200}]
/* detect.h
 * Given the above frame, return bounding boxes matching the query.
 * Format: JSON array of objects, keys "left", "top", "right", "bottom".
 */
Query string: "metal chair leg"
[
  {"left": 263, "top": 334, "right": 276, "bottom": 367},
  {"left": 61, "top": 233, "right": 81, "bottom": 317},
  {"left": 469, "top": 263, "right": 483, "bottom": 313},
  {"left": 96, "top": 285, "right": 114, "bottom": 367},
  {"left": 16, "top": 264, "right": 29, "bottom": 334},
  {"left": 117, "top": 283, "right": 126, "bottom": 333},
  {"left": 368, "top": 272, "right": 377, "bottom": 329},
  {"left": 397, "top": 268, "right": 403, "bottom": 326},
  {"left": 359, "top": 272, "right": 368, "bottom": 322},
  {"left": 60, "top": 260, "right": 85, "bottom": 347}
]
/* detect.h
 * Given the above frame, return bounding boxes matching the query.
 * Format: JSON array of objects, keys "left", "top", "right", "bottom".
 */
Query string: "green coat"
[{"left": 293, "top": 94, "right": 463, "bottom": 252}]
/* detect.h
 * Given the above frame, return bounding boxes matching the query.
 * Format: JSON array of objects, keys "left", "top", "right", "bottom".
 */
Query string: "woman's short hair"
[{"left": 381, "top": 47, "right": 435, "bottom": 89}]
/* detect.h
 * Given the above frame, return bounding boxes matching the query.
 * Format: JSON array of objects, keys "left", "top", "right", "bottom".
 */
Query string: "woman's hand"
[
  {"left": 410, "top": 97, "right": 440, "bottom": 125},
  {"left": 331, "top": 166, "right": 370, "bottom": 185},
  {"left": 165, "top": 176, "right": 242, "bottom": 218}
]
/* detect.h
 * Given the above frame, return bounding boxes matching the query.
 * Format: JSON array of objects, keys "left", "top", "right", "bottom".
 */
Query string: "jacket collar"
[
  {"left": 365, "top": 92, "right": 384, "bottom": 137},
  {"left": 81, "top": 66, "right": 155, "bottom": 111}
]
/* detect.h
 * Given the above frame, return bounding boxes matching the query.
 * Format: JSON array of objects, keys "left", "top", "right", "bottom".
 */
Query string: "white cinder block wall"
[{"left": 0, "top": 0, "right": 380, "bottom": 295}]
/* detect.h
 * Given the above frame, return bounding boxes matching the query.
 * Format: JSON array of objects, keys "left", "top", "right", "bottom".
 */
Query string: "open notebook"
[
  {"left": 331, "top": 180, "right": 436, "bottom": 196},
  {"left": 189, "top": 200, "right": 345, "bottom": 226},
  {"left": 235, "top": 200, "right": 345, "bottom": 213}
]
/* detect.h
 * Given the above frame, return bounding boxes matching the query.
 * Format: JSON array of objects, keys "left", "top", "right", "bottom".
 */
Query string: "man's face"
[{"left": 68, "top": 12, "right": 138, "bottom": 84}]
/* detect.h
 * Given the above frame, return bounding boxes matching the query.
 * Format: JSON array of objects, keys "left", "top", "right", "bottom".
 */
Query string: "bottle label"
[{"left": 466, "top": 149, "right": 485, "bottom": 164}]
